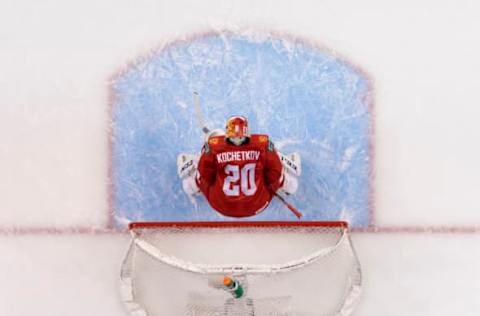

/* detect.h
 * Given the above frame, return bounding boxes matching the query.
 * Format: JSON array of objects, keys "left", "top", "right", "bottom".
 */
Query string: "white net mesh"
[{"left": 120, "top": 222, "right": 361, "bottom": 316}]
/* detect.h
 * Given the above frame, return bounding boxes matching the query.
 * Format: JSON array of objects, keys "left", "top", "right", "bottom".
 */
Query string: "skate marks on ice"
[{"left": 109, "top": 30, "right": 373, "bottom": 227}]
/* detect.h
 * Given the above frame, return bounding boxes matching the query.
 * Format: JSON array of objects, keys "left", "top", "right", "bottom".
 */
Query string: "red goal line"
[{"left": 0, "top": 224, "right": 480, "bottom": 235}]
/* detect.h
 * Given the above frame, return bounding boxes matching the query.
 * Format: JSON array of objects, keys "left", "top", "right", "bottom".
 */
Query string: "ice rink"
[{"left": 1, "top": 0, "right": 480, "bottom": 315}]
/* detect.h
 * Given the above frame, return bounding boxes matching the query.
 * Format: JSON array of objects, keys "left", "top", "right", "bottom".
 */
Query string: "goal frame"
[
  {"left": 120, "top": 220, "right": 361, "bottom": 316},
  {"left": 129, "top": 220, "right": 349, "bottom": 230}
]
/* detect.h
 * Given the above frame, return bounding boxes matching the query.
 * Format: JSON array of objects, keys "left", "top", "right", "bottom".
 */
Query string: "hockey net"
[{"left": 120, "top": 221, "right": 362, "bottom": 316}]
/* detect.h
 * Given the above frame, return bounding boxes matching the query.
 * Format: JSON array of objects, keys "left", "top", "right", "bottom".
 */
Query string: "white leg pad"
[
  {"left": 182, "top": 174, "right": 200, "bottom": 196},
  {"left": 279, "top": 152, "right": 302, "bottom": 177},
  {"left": 278, "top": 171, "right": 298, "bottom": 196}
]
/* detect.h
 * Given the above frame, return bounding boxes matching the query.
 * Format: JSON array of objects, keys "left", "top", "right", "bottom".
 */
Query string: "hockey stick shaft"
[
  {"left": 193, "top": 92, "right": 210, "bottom": 134},
  {"left": 274, "top": 192, "right": 303, "bottom": 219}
]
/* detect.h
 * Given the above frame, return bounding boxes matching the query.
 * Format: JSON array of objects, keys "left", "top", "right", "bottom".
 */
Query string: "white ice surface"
[
  {"left": 1, "top": 233, "right": 479, "bottom": 316},
  {"left": 0, "top": 0, "right": 479, "bottom": 226},
  {"left": 1, "top": 0, "right": 480, "bottom": 315},
  {"left": 0, "top": 234, "right": 129, "bottom": 315}
]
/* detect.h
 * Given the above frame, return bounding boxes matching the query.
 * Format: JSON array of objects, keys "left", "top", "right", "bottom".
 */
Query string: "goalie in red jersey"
[{"left": 177, "top": 116, "right": 301, "bottom": 218}]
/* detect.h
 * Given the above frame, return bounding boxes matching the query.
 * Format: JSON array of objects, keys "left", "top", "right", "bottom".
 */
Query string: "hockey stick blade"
[{"left": 274, "top": 192, "right": 303, "bottom": 219}]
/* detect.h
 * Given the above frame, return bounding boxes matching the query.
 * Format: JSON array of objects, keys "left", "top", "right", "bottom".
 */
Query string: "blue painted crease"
[{"left": 111, "top": 32, "right": 372, "bottom": 227}]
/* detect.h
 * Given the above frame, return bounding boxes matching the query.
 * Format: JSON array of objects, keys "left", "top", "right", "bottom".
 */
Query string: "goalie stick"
[
  {"left": 191, "top": 91, "right": 303, "bottom": 220},
  {"left": 274, "top": 192, "right": 303, "bottom": 219},
  {"left": 193, "top": 92, "right": 210, "bottom": 134}
]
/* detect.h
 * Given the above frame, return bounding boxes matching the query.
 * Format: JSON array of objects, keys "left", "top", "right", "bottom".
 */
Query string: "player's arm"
[
  {"left": 196, "top": 142, "right": 217, "bottom": 194},
  {"left": 263, "top": 139, "right": 284, "bottom": 193}
]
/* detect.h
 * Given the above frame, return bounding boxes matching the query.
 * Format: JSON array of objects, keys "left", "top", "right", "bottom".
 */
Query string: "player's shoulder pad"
[
  {"left": 251, "top": 134, "right": 269, "bottom": 143},
  {"left": 207, "top": 135, "right": 224, "bottom": 146},
  {"left": 251, "top": 134, "right": 275, "bottom": 152},
  {"left": 204, "top": 135, "right": 225, "bottom": 153},
  {"left": 202, "top": 136, "right": 220, "bottom": 154}
]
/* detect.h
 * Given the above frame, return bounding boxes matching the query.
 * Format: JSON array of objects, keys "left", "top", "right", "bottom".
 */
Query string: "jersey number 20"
[{"left": 223, "top": 163, "right": 257, "bottom": 196}]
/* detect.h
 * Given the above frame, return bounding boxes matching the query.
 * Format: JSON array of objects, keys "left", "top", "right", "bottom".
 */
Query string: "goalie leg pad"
[
  {"left": 276, "top": 152, "right": 301, "bottom": 197},
  {"left": 177, "top": 153, "right": 201, "bottom": 197},
  {"left": 278, "top": 171, "right": 298, "bottom": 196},
  {"left": 279, "top": 152, "right": 302, "bottom": 177},
  {"left": 182, "top": 175, "right": 200, "bottom": 196}
]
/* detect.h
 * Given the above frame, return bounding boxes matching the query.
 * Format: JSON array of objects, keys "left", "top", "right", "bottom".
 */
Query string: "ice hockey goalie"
[{"left": 177, "top": 115, "right": 301, "bottom": 218}]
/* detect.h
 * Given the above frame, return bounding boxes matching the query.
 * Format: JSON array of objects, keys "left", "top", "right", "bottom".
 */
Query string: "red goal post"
[
  {"left": 120, "top": 221, "right": 362, "bottom": 316},
  {"left": 128, "top": 220, "right": 349, "bottom": 229}
]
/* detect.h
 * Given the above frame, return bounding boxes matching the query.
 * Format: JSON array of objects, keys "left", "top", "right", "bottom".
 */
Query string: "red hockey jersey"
[{"left": 196, "top": 134, "right": 283, "bottom": 217}]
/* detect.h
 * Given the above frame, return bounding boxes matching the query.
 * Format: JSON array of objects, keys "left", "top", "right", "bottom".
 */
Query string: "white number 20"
[{"left": 223, "top": 163, "right": 257, "bottom": 196}]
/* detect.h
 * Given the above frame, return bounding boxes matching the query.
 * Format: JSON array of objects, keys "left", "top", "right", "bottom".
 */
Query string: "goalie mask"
[{"left": 226, "top": 116, "right": 250, "bottom": 146}]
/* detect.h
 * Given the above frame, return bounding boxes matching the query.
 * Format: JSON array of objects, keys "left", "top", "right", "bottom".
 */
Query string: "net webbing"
[{"left": 120, "top": 223, "right": 361, "bottom": 316}]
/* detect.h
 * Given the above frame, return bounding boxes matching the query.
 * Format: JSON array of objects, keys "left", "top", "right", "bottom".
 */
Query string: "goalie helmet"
[{"left": 225, "top": 116, "right": 250, "bottom": 146}]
